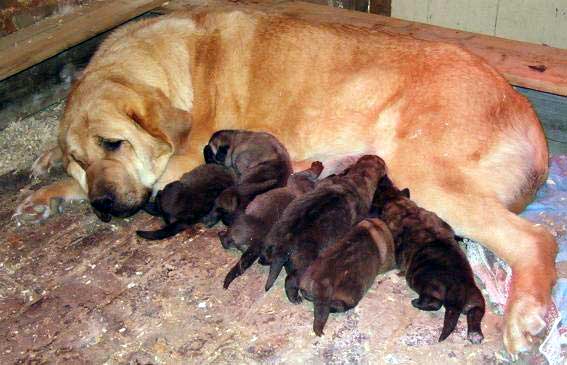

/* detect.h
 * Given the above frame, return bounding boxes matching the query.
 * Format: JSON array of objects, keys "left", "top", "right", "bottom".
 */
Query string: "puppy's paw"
[
  {"left": 13, "top": 189, "right": 63, "bottom": 225},
  {"left": 503, "top": 295, "right": 548, "bottom": 359},
  {"left": 30, "top": 147, "right": 62, "bottom": 179},
  {"left": 467, "top": 330, "right": 484, "bottom": 345}
]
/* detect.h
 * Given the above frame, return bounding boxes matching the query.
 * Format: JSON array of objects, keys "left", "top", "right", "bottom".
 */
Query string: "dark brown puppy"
[
  {"left": 371, "top": 176, "right": 486, "bottom": 343},
  {"left": 299, "top": 218, "right": 396, "bottom": 336},
  {"left": 261, "top": 155, "right": 386, "bottom": 303},
  {"left": 222, "top": 161, "right": 324, "bottom": 289},
  {"left": 203, "top": 130, "right": 293, "bottom": 225},
  {"left": 136, "top": 164, "right": 235, "bottom": 240}
]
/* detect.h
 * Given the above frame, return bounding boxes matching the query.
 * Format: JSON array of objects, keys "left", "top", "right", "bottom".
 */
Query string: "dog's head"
[{"left": 60, "top": 74, "right": 192, "bottom": 220}]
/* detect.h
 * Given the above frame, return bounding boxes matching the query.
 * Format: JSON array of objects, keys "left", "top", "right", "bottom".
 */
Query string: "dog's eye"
[{"left": 99, "top": 138, "right": 124, "bottom": 152}]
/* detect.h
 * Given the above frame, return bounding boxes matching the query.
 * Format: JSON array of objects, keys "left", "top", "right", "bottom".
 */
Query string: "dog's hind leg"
[
  {"left": 466, "top": 306, "right": 485, "bottom": 344},
  {"left": 411, "top": 294, "right": 443, "bottom": 311},
  {"left": 284, "top": 271, "right": 303, "bottom": 304},
  {"left": 424, "top": 194, "right": 557, "bottom": 355},
  {"left": 136, "top": 221, "right": 190, "bottom": 240},
  {"left": 223, "top": 245, "right": 260, "bottom": 289}
]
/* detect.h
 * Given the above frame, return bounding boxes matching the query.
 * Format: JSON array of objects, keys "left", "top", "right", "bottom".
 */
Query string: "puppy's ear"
[
  {"left": 203, "top": 145, "right": 215, "bottom": 163},
  {"left": 215, "top": 145, "right": 229, "bottom": 164},
  {"left": 401, "top": 188, "right": 410, "bottom": 198}
]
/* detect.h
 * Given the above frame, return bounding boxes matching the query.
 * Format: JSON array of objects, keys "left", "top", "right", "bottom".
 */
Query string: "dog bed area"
[{"left": 0, "top": 101, "right": 565, "bottom": 364}]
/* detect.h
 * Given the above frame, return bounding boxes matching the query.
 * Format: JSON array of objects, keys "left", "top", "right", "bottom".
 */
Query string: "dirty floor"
[{"left": 0, "top": 104, "right": 547, "bottom": 364}]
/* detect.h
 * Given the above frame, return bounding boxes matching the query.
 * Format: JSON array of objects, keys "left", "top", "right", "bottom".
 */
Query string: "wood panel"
[
  {"left": 391, "top": 0, "right": 567, "bottom": 49},
  {"left": 0, "top": 0, "right": 166, "bottom": 81}
]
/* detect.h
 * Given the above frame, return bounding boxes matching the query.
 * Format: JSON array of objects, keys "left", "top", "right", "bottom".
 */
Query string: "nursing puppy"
[
  {"left": 371, "top": 176, "right": 486, "bottom": 343},
  {"left": 222, "top": 161, "right": 324, "bottom": 289},
  {"left": 136, "top": 164, "right": 235, "bottom": 240},
  {"left": 262, "top": 155, "right": 386, "bottom": 303},
  {"left": 204, "top": 130, "right": 292, "bottom": 225},
  {"left": 299, "top": 218, "right": 395, "bottom": 336}
]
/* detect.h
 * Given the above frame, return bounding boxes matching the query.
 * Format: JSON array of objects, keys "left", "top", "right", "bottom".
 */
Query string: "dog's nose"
[{"left": 91, "top": 194, "right": 115, "bottom": 213}]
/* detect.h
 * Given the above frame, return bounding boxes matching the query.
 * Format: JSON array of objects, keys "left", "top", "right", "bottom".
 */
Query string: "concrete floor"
[{"left": 0, "top": 104, "right": 554, "bottom": 364}]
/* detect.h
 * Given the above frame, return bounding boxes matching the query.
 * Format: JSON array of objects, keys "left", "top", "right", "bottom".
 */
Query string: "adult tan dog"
[{"left": 14, "top": 7, "right": 556, "bottom": 357}]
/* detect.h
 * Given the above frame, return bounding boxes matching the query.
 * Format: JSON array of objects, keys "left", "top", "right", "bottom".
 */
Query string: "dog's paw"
[
  {"left": 13, "top": 190, "right": 63, "bottom": 225},
  {"left": 30, "top": 147, "right": 62, "bottom": 179},
  {"left": 503, "top": 295, "right": 548, "bottom": 360}
]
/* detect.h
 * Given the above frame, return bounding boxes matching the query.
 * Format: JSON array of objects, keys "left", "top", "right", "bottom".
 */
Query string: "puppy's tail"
[
  {"left": 265, "top": 257, "right": 286, "bottom": 291},
  {"left": 313, "top": 302, "right": 330, "bottom": 336},
  {"left": 223, "top": 245, "right": 260, "bottom": 289},
  {"left": 439, "top": 307, "right": 461, "bottom": 342},
  {"left": 136, "top": 221, "right": 189, "bottom": 240}
]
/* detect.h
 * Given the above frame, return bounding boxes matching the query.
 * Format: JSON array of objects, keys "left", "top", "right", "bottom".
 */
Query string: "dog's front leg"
[
  {"left": 30, "top": 146, "right": 63, "bottom": 178},
  {"left": 13, "top": 178, "right": 87, "bottom": 225}
]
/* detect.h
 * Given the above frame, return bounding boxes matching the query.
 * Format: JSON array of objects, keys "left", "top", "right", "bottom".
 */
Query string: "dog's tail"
[
  {"left": 439, "top": 307, "right": 461, "bottom": 342},
  {"left": 265, "top": 256, "right": 286, "bottom": 291},
  {"left": 313, "top": 301, "right": 330, "bottom": 336},
  {"left": 136, "top": 221, "right": 189, "bottom": 240},
  {"left": 223, "top": 244, "right": 261, "bottom": 289}
]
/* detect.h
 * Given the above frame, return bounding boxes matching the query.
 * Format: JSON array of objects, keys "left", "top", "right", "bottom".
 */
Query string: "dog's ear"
[
  {"left": 130, "top": 91, "right": 192, "bottom": 155},
  {"left": 401, "top": 188, "right": 410, "bottom": 198}
]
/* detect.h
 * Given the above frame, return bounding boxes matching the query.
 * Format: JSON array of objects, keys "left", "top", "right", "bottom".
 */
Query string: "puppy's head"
[
  {"left": 203, "top": 130, "right": 237, "bottom": 165},
  {"left": 371, "top": 176, "right": 410, "bottom": 215},
  {"left": 348, "top": 155, "right": 386, "bottom": 180},
  {"left": 61, "top": 75, "right": 191, "bottom": 221}
]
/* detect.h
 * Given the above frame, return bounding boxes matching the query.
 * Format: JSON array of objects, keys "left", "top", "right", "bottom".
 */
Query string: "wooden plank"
[
  {"left": 160, "top": 0, "right": 567, "bottom": 96},
  {"left": 0, "top": 32, "right": 103, "bottom": 131},
  {"left": 0, "top": 12, "right": 161, "bottom": 131},
  {"left": 369, "top": 0, "right": 391, "bottom": 16},
  {"left": 0, "top": 0, "right": 166, "bottom": 81}
]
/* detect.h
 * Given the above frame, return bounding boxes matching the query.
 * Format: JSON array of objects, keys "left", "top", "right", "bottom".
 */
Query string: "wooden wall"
[
  {"left": 392, "top": 0, "right": 567, "bottom": 49},
  {"left": 0, "top": 0, "right": 90, "bottom": 36}
]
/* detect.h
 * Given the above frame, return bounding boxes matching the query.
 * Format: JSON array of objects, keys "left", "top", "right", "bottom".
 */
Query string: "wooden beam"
[
  {"left": 0, "top": 0, "right": 166, "bottom": 81},
  {"left": 160, "top": 0, "right": 567, "bottom": 96}
]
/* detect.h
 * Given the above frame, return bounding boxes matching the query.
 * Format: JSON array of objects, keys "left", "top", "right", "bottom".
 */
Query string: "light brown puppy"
[{"left": 14, "top": 7, "right": 555, "bottom": 356}]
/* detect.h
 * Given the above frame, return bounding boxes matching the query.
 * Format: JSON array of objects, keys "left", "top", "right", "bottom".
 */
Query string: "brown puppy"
[
  {"left": 136, "top": 164, "right": 235, "bottom": 240},
  {"left": 261, "top": 155, "right": 386, "bottom": 303},
  {"left": 299, "top": 218, "right": 395, "bottom": 336},
  {"left": 222, "top": 161, "right": 323, "bottom": 289},
  {"left": 18, "top": 7, "right": 554, "bottom": 354},
  {"left": 371, "top": 176, "right": 486, "bottom": 343},
  {"left": 203, "top": 129, "right": 292, "bottom": 225}
]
